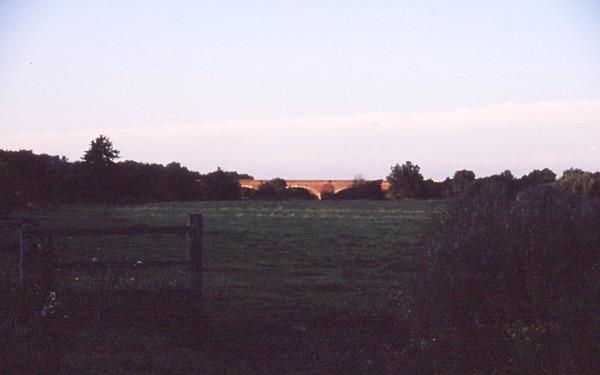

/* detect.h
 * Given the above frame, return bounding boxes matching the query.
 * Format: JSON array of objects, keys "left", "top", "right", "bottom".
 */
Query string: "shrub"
[
  {"left": 332, "top": 179, "right": 384, "bottom": 200},
  {"left": 558, "top": 168, "right": 600, "bottom": 199},
  {"left": 386, "top": 161, "right": 425, "bottom": 199},
  {"left": 413, "top": 183, "right": 600, "bottom": 374},
  {"left": 197, "top": 168, "right": 241, "bottom": 200},
  {"left": 251, "top": 178, "right": 287, "bottom": 200},
  {"left": 284, "top": 187, "right": 318, "bottom": 200},
  {"left": 320, "top": 183, "right": 335, "bottom": 200}
]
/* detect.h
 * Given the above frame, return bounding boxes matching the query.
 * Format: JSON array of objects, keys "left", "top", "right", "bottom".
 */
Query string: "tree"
[
  {"left": 197, "top": 167, "right": 241, "bottom": 200},
  {"left": 452, "top": 169, "right": 476, "bottom": 196},
  {"left": 422, "top": 178, "right": 444, "bottom": 199},
  {"left": 386, "top": 161, "right": 425, "bottom": 199},
  {"left": 558, "top": 168, "right": 595, "bottom": 198},
  {"left": 352, "top": 175, "right": 366, "bottom": 187},
  {"left": 590, "top": 174, "right": 600, "bottom": 199},
  {"left": 82, "top": 135, "right": 120, "bottom": 166},
  {"left": 0, "top": 159, "right": 14, "bottom": 214},
  {"left": 268, "top": 177, "right": 287, "bottom": 193},
  {"left": 254, "top": 178, "right": 287, "bottom": 199},
  {"left": 320, "top": 182, "right": 335, "bottom": 200},
  {"left": 332, "top": 177, "right": 384, "bottom": 200},
  {"left": 522, "top": 168, "right": 556, "bottom": 186}
]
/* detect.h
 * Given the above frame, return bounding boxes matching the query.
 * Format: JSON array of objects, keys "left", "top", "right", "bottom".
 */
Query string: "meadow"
[{"left": 2, "top": 200, "right": 441, "bottom": 373}]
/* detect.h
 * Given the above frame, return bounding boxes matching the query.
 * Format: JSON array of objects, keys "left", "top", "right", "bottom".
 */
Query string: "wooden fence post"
[
  {"left": 186, "top": 214, "right": 203, "bottom": 295},
  {"left": 185, "top": 214, "right": 203, "bottom": 327}
]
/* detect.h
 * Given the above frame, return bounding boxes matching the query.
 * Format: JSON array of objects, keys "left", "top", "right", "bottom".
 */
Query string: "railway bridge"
[{"left": 239, "top": 179, "right": 390, "bottom": 199}]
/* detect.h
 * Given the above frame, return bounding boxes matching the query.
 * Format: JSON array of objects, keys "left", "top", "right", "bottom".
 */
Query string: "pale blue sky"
[{"left": 1, "top": 1, "right": 599, "bottom": 179}]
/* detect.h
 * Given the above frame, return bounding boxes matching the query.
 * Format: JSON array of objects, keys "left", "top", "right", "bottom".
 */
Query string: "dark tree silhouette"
[
  {"left": 82, "top": 135, "right": 120, "bottom": 166},
  {"left": 253, "top": 178, "right": 287, "bottom": 199},
  {"left": 81, "top": 135, "right": 121, "bottom": 202},
  {"left": 523, "top": 168, "right": 556, "bottom": 185},
  {"left": 320, "top": 182, "right": 335, "bottom": 200},
  {"left": 0, "top": 159, "right": 14, "bottom": 214},
  {"left": 197, "top": 167, "right": 241, "bottom": 200},
  {"left": 330, "top": 178, "right": 384, "bottom": 200},
  {"left": 452, "top": 169, "right": 476, "bottom": 196},
  {"left": 386, "top": 161, "right": 425, "bottom": 199},
  {"left": 558, "top": 168, "right": 598, "bottom": 198}
]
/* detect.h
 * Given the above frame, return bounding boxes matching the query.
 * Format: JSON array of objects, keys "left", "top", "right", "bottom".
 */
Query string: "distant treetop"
[{"left": 82, "top": 134, "right": 120, "bottom": 166}]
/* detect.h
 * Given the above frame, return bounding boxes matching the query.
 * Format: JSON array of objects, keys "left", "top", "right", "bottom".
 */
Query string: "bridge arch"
[
  {"left": 239, "top": 179, "right": 369, "bottom": 200},
  {"left": 286, "top": 184, "right": 322, "bottom": 199}
]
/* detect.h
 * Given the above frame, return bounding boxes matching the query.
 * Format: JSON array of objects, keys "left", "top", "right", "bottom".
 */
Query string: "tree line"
[
  {"left": 2, "top": 135, "right": 599, "bottom": 211},
  {"left": 251, "top": 161, "right": 600, "bottom": 201},
  {"left": 385, "top": 160, "right": 599, "bottom": 199},
  {"left": 0, "top": 135, "right": 248, "bottom": 211}
]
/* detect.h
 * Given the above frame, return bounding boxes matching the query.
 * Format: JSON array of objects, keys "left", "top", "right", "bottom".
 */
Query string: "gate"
[{"left": 1, "top": 214, "right": 204, "bottom": 370}]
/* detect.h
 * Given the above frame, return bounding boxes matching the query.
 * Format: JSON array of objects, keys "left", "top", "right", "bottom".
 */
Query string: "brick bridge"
[{"left": 239, "top": 179, "right": 390, "bottom": 199}]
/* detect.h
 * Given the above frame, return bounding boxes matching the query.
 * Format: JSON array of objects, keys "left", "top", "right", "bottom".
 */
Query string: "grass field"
[{"left": 2, "top": 200, "right": 442, "bottom": 373}]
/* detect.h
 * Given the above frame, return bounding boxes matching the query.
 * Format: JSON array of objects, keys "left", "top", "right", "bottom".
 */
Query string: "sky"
[{"left": 1, "top": 1, "right": 599, "bottom": 180}]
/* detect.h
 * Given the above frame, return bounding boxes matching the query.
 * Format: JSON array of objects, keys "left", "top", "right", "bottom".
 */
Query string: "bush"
[
  {"left": 386, "top": 161, "right": 425, "bottom": 199},
  {"left": 413, "top": 183, "right": 600, "bottom": 374},
  {"left": 197, "top": 168, "right": 241, "bottom": 200},
  {"left": 250, "top": 178, "right": 287, "bottom": 200},
  {"left": 330, "top": 179, "right": 384, "bottom": 200},
  {"left": 248, "top": 178, "right": 318, "bottom": 200},
  {"left": 558, "top": 168, "right": 600, "bottom": 199},
  {"left": 284, "top": 187, "right": 318, "bottom": 200}
]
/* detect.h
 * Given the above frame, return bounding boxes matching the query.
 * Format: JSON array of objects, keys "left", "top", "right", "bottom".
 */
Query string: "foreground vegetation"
[
  {"left": 1, "top": 200, "right": 438, "bottom": 373},
  {"left": 2, "top": 178, "right": 599, "bottom": 373},
  {"left": 417, "top": 182, "right": 600, "bottom": 374}
]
